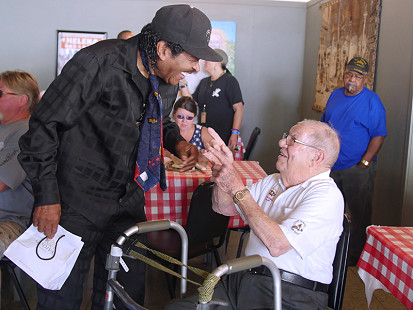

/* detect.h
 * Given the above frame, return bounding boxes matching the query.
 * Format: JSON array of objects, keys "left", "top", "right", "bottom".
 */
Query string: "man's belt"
[{"left": 249, "top": 266, "right": 329, "bottom": 293}]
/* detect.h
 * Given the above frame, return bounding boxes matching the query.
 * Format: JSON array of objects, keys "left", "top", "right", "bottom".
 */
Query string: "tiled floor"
[{"left": 2, "top": 231, "right": 407, "bottom": 310}]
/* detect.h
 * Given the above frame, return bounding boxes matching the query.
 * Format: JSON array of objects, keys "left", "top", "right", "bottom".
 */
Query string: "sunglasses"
[
  {"left": 0, "top": 90, "right": 18, "bottom": 98},
  {"left": 176, "top": 114, "right": 194, "bottom": 121}
]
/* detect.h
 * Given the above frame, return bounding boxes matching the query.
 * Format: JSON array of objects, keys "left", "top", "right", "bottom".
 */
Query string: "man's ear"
[
  {"left": 18, "top": 94, "right": 29, "bottom": 109},
  {"left": 311, "top": 150, "right": 325, "bottom": 166},
  {"left": 156, "top": 41, "right": 169, "bottom": 61}
]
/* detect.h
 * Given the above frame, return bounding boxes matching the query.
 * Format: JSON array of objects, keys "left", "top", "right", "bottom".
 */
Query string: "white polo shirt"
[{"left": 244, "top": 171, "right": 344, "bottom": 284}]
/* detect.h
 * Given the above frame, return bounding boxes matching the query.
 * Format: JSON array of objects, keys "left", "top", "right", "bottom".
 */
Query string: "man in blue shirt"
[{"left": 321, "top": 57, "right": 387, "bottom": 266}]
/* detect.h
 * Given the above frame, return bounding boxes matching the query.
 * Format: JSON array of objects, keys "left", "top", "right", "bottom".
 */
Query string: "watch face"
[
  {"left": 234, "top": 188, "right": 248, "bottom": 204},
  {"left": 236, "top": 192, "right": 244, "bottom": 200}
]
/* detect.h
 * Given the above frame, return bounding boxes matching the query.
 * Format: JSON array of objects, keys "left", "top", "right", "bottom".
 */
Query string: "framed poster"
[
  {"left": 184, "top": 20, "right": 237, "bottom": 94},
  {"left": 56, "top": 30, "right": 107, "bottom": 76}
]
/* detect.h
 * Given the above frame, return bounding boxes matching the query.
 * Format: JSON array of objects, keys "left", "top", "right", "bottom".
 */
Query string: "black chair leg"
[
  {"left": 236, "top": 228, "right": 250, "bottom": 258},
  {"left": 213, "top": 249, "right": 222, "bottom": 267},
  {"left": 224, "top": 230, "right": 231, "bottom": 254},
  {"left": 2, "top": 260, "right": 31, "bottom": 310},
  {"left": 164, "top": 264, "right": 178, "bottom": 299}
]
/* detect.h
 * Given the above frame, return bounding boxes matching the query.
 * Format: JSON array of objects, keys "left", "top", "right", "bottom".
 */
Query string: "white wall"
[
  {"left": 301, "top": 0, "right": 413, "bottom": 226},
  {"left": 2, "top": 0, "right": 307, "bottom": 174}
]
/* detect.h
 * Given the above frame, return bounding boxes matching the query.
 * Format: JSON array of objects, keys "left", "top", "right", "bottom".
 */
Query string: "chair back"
[
  {"left": 185, "top": 181, "right": 230, "bottom": 249},
  {"left": 328, "top": 215, "right": 350, "bottom": 310},
  {"left": 146, "top": 181, "right": 229, "bottom": 259},
  {"left": 243, "top": 127, "right": 261, "bottom": 160}
]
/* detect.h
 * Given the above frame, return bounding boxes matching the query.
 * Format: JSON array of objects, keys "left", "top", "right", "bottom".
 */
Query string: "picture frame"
[{"left": 56, "top": 30, "right": 107, "bottom": 76}]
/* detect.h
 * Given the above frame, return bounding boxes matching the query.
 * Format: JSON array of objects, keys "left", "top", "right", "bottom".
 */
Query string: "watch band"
[
  {"left": 360, "top": 159, "right": 370, "bottom": 167},
  {"left": 233, "top": 188, "right": 249, "bottom": 204}
]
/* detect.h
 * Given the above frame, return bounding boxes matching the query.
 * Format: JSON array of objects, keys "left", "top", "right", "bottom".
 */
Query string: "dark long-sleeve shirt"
[{"left": 18, "top": 36, "right": 183, "bottom": 226}]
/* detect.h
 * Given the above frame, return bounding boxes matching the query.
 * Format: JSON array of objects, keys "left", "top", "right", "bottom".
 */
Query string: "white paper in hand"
[{"left": 4, "top": 224, "right": 84, "bottom": 290}]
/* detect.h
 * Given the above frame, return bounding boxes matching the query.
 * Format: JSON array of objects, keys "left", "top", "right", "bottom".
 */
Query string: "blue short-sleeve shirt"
[{"left": 321, "top": 87, "right": 387, "bottom": 170}]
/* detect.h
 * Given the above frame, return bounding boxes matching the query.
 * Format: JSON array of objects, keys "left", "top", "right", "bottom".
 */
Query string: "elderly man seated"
[
  {"left": 165, "top": 119, "right": 344, "bottom": 310},
  {"left": 0, "top": 70, "right": 38, "bottom": 257}
]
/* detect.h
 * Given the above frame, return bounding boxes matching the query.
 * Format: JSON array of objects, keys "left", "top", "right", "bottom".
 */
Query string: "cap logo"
[
  {"left": 206, "top": 29, "right": 211, "bottom": 44},
  {"left": 354, "top": 59, "right": 367, "bottom": 67}
]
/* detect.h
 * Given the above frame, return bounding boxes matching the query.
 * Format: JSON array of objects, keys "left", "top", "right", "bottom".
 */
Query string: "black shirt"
[
  {"left": 18, "top": 36, "right": 182, "bottom": 225},
  {"left": 193, "top": 72, "right": 243, "bottom": 143}
]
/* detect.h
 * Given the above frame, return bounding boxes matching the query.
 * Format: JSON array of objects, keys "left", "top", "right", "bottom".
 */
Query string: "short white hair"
[{"left": 295, "top": 119, "right": 340, "bottom": 168}]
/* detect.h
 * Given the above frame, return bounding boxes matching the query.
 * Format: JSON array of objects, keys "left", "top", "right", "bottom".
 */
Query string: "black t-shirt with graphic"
[{"left": 193, "top": 72, "right": 243, "bottom": 143}]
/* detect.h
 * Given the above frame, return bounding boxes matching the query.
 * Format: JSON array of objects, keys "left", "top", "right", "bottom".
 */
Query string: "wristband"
[
  {"left": 179, "top": 83, "right": 188, "bottom": 89},
  {"left": 231, "top": 128, "right": 239, "bottom": 135}
]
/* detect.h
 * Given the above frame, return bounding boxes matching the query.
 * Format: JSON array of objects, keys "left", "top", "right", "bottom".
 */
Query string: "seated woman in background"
[
  {"left": 164, "top": 96, "right": 212, "bottom": 169},
  {"left": 172, "top": 96, "right": 213, "bottom": 150}
]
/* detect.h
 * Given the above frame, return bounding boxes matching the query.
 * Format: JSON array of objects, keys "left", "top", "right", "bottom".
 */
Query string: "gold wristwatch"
[
  {"left": 360, "top": 159, "right": 370, "bottom": 167},
  {"left": 233, "top": 188, "right": 249, "bottom": 204}
]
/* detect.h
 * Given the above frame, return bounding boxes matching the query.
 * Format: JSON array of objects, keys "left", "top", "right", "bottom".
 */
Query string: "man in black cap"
[
  {"left": 18, "top": 4, "right": 222, "bottom": 309},
  {"left": 321, "top": 56, "right": 387, "bottom": 266}
]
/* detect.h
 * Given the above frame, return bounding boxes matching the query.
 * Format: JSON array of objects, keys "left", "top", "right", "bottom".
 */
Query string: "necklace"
[{"left": 209, "top": 71, "right": 225, "bottom": 87}]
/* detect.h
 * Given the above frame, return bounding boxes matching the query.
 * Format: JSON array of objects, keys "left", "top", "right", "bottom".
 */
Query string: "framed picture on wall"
[
  {"left": 184, "top": 20, "right": 237, "bottom": 94},
  {"left": 56, "top": 30, "right": 107, "bottom": 76}
]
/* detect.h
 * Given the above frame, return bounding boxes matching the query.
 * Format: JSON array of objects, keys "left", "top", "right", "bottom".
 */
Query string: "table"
[
  {"left": 145, "top": 161, "right": 267, "bottom": 228},
  {"left": 357, "top": 225, "right": 413, "bottom": 309}
]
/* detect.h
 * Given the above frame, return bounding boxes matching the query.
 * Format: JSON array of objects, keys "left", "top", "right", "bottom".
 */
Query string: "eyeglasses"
[
  {"left": 282, "top": 133, "right": 322, "bottom": 151},
  {"left": 0, "top": 90, "right": 18, "bottom": 98},
  {"left": 344, "top": 71, "right": 365, "bottom": 81},
  {"left": 176, "top": 114, "right": 194, "bottom": 121}
]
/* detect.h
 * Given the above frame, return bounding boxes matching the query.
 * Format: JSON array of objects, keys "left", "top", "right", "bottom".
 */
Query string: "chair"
[
  {"left": 225, "top": 225, "right": 250, "bottom": 258},
  {"left": 0, "top": 257, "right": 31, "bottom": 310},
  {"left": 243, "top": 127, "right": 261, "bottom": 161},
  {"left": 146, "top": 181, "right": 230, "bottom": 298},
  {"left": 328, "top": 215, "right": 350, "bottom": 310}
]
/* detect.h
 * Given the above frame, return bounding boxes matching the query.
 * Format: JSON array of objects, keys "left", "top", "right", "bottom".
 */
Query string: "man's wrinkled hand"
[
  {"left": 175, "top": 141, "right": 198, "bottom": 171},
  {"left": 202, "top": 128, "right": 234, "bottom": 166},
  {"left": 32, "top": 204, "right": 61, "bottom": 239}
]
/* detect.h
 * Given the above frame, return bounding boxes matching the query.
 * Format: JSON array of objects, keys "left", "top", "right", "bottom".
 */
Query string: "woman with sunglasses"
[{"left": 172, "top": 96, "right": 213, "bottom": 151}]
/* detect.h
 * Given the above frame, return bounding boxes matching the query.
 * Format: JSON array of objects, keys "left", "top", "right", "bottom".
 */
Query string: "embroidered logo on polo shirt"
[
  {"left": 265, "top": 189, "right": 277, "bottom": 202},
  {"left": 291, "top": 220, "right": 306, "bottom": 234}
]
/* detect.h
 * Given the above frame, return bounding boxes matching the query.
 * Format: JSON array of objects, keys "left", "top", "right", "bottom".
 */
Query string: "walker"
[{"left": 103, "top": 219, "right": 282, "bottom": 310}]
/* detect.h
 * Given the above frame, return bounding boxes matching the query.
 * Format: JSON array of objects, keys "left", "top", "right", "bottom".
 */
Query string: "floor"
[{"left": 2, "top": 231, "right": 407, "bottom": 310}]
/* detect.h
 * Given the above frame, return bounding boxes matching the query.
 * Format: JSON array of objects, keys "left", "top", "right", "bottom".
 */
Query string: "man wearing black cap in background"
[
  {"left": 18, "top": 4, "right": 222, "bottom": 309},
  {"left": 321, "top": 56, "right": 387, "bottom": 266}
]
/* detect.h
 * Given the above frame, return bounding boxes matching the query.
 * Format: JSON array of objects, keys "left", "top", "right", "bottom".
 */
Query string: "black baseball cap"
[
  {"left": 151, "top": 4, "right": 222, "bottom": 62},
  {"left": 346, "top": 57, "right": 369, "bottom": 75}
]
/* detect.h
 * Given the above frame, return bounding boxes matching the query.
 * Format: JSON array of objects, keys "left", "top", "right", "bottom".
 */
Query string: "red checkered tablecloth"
[
  {"left": 233, "top": 136, "right": 245, "bottom": 161},
  {"left": 357, "top": 225, "right": 413, "bottom": 309},
  {"left": 145, "top": 161, "right": 267, "bottom": 228}
]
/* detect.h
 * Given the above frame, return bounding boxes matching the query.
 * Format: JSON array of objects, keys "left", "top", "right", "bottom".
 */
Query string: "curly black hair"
[{"left": 137, "top": 23, "right": 184, "bottom": 69}]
